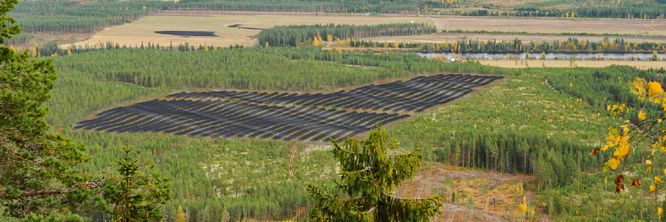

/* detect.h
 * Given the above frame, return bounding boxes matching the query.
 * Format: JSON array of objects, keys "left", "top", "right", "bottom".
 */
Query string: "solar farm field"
[{"left": 76, "top": 74, "right": 501, "bottom": 142}]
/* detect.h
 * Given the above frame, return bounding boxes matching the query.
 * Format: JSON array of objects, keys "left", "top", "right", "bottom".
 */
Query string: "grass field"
[
  {"left": 62, "top": 14, "right": 429, "bottom": 48},
  {"left": 479, "top": 60, "right": 666, "bottom": 69}
]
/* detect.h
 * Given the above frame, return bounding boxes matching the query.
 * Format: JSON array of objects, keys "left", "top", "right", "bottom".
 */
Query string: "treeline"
[
  {"left": 257, "top": 23, "right": 436, "bottom": 47},
  {"left": 10, "top": 1, "right": 150, "bottom": 33},
  {"left": 430, "top": 131, "right": 598, "bottom": 190},
  {"left": 545, "top": 65, "right": 666, "bottom": 116},
  {"left": 350, "top": 37, "right": 666, "bottom": 54},
  {"left": 513, "top": 4, "right": 666, "bottom": 19},
  {"left": 171, "top": 0, "right": 419, "bottom": 14}
]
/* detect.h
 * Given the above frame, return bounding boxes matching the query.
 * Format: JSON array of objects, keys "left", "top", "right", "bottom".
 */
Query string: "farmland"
[
  {"left": 77, "top": 74, "right": 500, "bottom": 142},
  {"left": 61, "top": 14, "right": 429, "bottom": 48},
  {"left": 61, "top": 13, "right": 666, "bottom": 49},
  {"left": 428, "top": 16, "right": 666, "bottom": 35}
]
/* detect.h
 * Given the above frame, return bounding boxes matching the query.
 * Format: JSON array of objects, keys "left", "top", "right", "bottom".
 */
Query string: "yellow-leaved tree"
[{"left": 596, "top": 77, "right": 666, "bottom": 220}]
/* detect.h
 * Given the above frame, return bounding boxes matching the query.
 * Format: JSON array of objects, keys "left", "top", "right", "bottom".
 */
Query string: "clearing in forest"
[{"left": 75, "top": 74, "right": 501, "bottom": 142}]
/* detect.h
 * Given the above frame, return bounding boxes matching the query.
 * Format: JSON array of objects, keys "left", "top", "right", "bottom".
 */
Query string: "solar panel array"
[{"left": 76, "top": 74, "right": 501, "bottom": 142}]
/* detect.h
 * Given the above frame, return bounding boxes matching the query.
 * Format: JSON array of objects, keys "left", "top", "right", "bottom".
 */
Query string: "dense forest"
[
  {"left": 257, "top": 23, "right": 436, "bottom": 47},
  {"left": 350, "top": 37, "right": 666, "bottom": 55}
]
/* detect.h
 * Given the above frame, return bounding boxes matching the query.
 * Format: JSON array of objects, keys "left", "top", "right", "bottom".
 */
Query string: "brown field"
[
  {"left": 363, "top": 32, "right": 666, "bottom": 44},
  {"left": 479, "top": 60, "right": 666, "bottom": 69},
  {"left": 429, "top": 16, "right": 666, "bottom": 35},
  {"left": 62, "top": 14, "right": 428, "bottom": 48},
  {"left": 396, "top": 163, "right": 536, "bottom": 221},
  {"left": 63, "top": 11, "right": 666, "bottom": 48}
]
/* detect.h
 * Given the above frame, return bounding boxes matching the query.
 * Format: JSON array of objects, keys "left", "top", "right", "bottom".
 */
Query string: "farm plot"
[{"left": 76, "top": 74, "right": 500, "bottom": 142}]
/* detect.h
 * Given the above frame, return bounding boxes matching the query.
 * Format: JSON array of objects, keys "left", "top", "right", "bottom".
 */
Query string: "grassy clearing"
[
  {"left": 396, "top": 163, "right": 534, "bottom": 221},
  {"left": 479, "top": 60, "right": 666, "bottom": 69},
  {"left": 62, "top": 14, "right": 429, "bottom": 48}
]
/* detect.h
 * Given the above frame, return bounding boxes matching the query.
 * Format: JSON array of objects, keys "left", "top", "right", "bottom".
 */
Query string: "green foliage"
[
  {"left": 47, "top": 47, "right": 508, "bottom": 127},
  {"left": 0, "top": 0, "right": 91, "bottom": 218},
  {"left": 45, "top": 47, "right": 508, "bottom": 221},
  {"left": 258, "top": 23, "right": 436, "bottom": 47},
  {"left": 308, "top": 128, "right": 442, "bottom": 221},
  {"left": 353, "top": 37, "right": 666, "bottom": 54},
  {"left": 102, "top": 147, "right": 171, "bottom": 222}
]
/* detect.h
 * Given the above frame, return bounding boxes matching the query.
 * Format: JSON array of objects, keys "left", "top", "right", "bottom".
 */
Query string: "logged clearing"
[
  {"left": 479, "top": 60, "right": 666, "bottom": 69},
  {"left": 429, "top": 16, "right": 666, "bottom": 35},
  {"left": 363, "top": 32, "right": 666, "bottom": 44},
  {"left": 62, "top": 14, "right": 428, "bottom": 48},
  {"left": 395, "top": 163, "right": 535, "bottom": 221}
]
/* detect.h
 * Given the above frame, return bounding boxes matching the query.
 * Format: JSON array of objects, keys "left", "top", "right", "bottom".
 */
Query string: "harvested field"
[
  {"left": 429, "top": 16, "right": 666, "bottom": 36},
  {"left": 62, "top": 14, "right": 428, "bottom": 48},
  {"left": 76, "top": 74, "right": 501, "bottom": 142},
  {"left": 479, "top": 60, "right": 666, "bottom": 69},
  {"left": 363, "top": 32, "right": 666, "bottom": 44}
]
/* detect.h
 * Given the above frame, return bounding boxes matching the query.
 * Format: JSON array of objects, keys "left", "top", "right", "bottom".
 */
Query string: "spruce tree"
[{"left": 308, "top": 127, "right": 442, "bottom": 221}]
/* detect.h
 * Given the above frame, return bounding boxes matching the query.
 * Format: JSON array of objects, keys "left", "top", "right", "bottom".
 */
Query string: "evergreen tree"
[
  {"left": 308, "top": 127, "right": 442, "bottom": 221},
  {"left": 0, "top": 0, "right": 93, "bottom": 219},
  {"left": 102, "top": 147, "right": 171, "bottom": 222}
]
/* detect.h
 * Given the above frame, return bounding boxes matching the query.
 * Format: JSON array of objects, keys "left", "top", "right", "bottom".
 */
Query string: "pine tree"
[
  {"left": 308, "top": 127, "right": 442, "bottom": 221},
  {"left": 0, "top": 0, "right": 93, "bottom": 219}
]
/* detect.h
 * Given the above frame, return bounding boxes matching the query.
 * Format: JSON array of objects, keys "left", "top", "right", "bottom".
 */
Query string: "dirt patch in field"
[{"left": 395, "top": 163, "right": 537, "bottom": 221}]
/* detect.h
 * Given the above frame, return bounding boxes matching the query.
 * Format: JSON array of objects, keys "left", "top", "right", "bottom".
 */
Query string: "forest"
[
  {"left": 7, "top": 0, "right": 666, "bottom": 221},
  {"left": 350, "top": 37, "right": 666, "bottom": 55},
  {"left": 34, "top": 45, "right": 664, "bottom": 220},
  {"left": 257, "top": 23, "right": 436, "bottom": 47}
]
